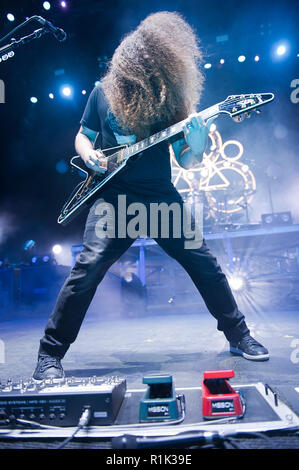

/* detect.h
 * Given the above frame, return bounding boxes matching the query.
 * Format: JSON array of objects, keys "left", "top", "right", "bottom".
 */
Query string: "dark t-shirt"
[{"left": 80, "top": 84, "right": 178, "bottom": 196}]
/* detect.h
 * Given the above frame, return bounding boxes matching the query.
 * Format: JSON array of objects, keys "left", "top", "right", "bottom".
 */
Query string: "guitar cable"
[{"left": 55, "top": 406, "right": 92, "bottom": 450}]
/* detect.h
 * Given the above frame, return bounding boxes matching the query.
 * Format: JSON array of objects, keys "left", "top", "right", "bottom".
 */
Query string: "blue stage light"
[
  {"left": 277, "top": 45, "right": 287, "bottom": 56},
  {"left": 7, "top": 13, "right": 15, "bottom": 22},
  {"left": 204, "top": 63, "right": 212, "bottom": 69},
  {"left": 56, "top": 160, "right": 68, "bottom": 174},
  {"left": 49, "top": 93, "right": 54, "bottom": 99},
  {"left": 62, "top": 86, "right": 71, "bottom": 96},
  {"left": 61, "top": 85, "right": 73, "bottom": 98},
  {"left": 82, "top": 89, "right": 87, "bottom": 95},
  {"left": 30, "top": 97, "right": 38, "bottom": 103},
  {"left": 31, "top": 256, "right": 39, "bottom": 264},
  {"left": 43, "top": 2, "right": 51, "bottom": 10},
  {"left": 61, "top": 1, "right": 67, "bottom": 7},
  {"left": 229, "top": 275, "right": 246, "bottom": 292},
  {"left": 52, "top": 244, "right": 62, "bottom": 254},
  {"left": 254, "top": 55, "right": 260, "bottom": 62},
  {"left": 24, "top": 240, "right": 36, "bottom": 251},
  {"left": 238, "top": 55, "right": 246, "bottom": 62},
  {"left": 272, "top": 41, "right": 290, "bottom": 61}
]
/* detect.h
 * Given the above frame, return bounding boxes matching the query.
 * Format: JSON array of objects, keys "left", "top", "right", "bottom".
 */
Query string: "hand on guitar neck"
[{"left": 182, "top": 115, "right": 215, "bottom": 158}]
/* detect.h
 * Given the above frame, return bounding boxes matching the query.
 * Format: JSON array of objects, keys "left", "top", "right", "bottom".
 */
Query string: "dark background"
[{"left": 0, "top": 0, "right": 298, "bottom": 265}]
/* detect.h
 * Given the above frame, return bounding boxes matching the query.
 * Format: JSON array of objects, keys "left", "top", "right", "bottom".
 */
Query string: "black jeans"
[{"left": 39, "top": 184, "right": 249, "bottom": 358}]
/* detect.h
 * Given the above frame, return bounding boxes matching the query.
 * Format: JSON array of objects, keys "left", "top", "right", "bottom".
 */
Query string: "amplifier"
[{"left": 0, "top": 376, "right": 126, "bottom": 427}]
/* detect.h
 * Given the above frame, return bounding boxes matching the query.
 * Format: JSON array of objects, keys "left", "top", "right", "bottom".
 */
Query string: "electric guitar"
[{"left": 57, "top": 92, "right": 274, "bottom": 225}]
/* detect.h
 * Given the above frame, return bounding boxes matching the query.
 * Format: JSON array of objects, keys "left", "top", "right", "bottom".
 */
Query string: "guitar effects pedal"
[{"left": 202, "top": 370, "right": 245, "bottom": 419}]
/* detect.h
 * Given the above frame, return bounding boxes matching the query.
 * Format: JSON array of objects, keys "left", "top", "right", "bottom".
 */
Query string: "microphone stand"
[
  {"left": 0, "top": 15, "right": 65, "bottom": 63},
  {"left": 266, "top": 174, "right": 275, "bottom": 215},
  {"left": 0, "top": 28, "right": 51, "bottom": 60}
]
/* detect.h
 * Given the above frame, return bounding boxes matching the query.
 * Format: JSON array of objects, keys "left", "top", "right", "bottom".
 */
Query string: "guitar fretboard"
[{"left": 106, "top": 103, "right": 220, "bottom": 171}]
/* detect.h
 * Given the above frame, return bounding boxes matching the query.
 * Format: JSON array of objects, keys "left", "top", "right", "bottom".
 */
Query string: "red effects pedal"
[{"left": 202, "top": 370, "right": 245, "bottom": 419}]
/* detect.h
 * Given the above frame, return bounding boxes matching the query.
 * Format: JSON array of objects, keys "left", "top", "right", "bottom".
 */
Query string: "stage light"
[
  {"left": 271, "top": 41, "right": 290, "bottom": 61},
  {"left": 31, "top": 256, "right": 39, "bottom": 264},
  {"left": 52, "top": 244, "right": 62, "bottom": 254},
  {"left": 30, "top": 97, "right": 38, "bottom": 103},
  {"left": 49, "top": 93, "right": 54, "bottom": 99},
  {"left": 61, "top": 85, "right": 73, "bottom": 98},
  {"left": 229, "top": 275, "right": 245, "bottom": 292},
  {"left": 261, "top": 211, "right": 292, "bottom": 227},
  {"left": 204, "top": 63, "right": 212, "bottom": 69},
  {"left": 220, "top": 59, "right": 225, "bottom": 64},
  {"left": 7, "top": 13, "right": 15, "bottom": 22},
  {"left": 82, "top": 90, "right": 87, "bottom": 95},
  {"left": 42, "top": 255, "right": 50, "bottom": 263},
  {"left": 43, "top": 2, "right": 51, "bottom": 10},
  {"left": 276, "top": 45, "right": 286, "bottom": 56},
  {"left": 238, "top": 55, "right": 246, "bottom": 62},
  {"left": 23, "top": 240, "right": 36, "bottom": 251},
  {"left": 62, "top": 86, "right": 71, "bottom": 96},
  {"left": 123, "top": 272, "right": 133, "bottom": 283},
  {"left": 254, "top": 55, "right": 260, "bottom": 62},
  {"left": 61, "top": 1, "right": 67, "bottom": 7},
  {"left": 56, "top": 159, "right": 68, "bottom": 174}
]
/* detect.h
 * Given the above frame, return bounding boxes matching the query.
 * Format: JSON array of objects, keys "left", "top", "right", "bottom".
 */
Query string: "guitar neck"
[{"left": 120, "top": 103, "right": 220, "bottom": 160}]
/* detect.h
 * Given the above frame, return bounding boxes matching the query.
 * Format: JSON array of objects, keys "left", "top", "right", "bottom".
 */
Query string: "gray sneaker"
[{"left": 32, "top": 354, "right": 65, "bottom": 380}]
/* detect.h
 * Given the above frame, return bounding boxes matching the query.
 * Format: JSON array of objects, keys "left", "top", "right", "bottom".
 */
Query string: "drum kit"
[{"left": 179, "top": 177, "right": 257, "bottom": 230}]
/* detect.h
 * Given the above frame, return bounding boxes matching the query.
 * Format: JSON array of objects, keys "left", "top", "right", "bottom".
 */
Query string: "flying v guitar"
[{"left": 57, "top": 92, "right": 274, "bottom": 226}]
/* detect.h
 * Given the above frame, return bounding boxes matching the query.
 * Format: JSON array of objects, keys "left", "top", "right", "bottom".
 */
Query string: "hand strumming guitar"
[{"left": 83, "top": 149, "right": 107, "bottom": 173}]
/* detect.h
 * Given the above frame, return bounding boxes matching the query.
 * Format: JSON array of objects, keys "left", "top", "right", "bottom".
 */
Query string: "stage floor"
[{"left": 0, "top": 309, "right": 298, "bottom": 391}]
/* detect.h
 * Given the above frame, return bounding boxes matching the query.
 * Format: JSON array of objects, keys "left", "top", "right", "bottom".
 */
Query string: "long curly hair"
[{"left": 101, "top": 11, "right": 204, "bottom": 140}]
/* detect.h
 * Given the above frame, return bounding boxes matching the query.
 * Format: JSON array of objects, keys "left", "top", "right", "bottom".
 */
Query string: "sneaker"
[
  {"left": 230, "top": 334, "right": 269, "bottom": 361},
  {"left": 32, "top": 354, "right": 65, "bottom": 381}
]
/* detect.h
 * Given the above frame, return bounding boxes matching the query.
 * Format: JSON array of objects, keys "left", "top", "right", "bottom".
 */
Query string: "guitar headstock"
[{"left": 219, "top": 93, "right": 274, "bottom": 121}]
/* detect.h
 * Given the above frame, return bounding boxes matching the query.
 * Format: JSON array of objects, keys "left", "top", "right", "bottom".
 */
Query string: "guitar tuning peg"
[{"left": 232, "top": 114, "right": 245, "bottom": 123}]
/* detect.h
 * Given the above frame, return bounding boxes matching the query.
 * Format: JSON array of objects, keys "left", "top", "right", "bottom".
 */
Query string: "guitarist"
[{"left": 33, "top": 11, "right": 268, "bottom": 380}]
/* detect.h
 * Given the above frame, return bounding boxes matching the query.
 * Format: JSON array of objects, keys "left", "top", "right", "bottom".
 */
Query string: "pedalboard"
[{"left": 0, "top": 376, "right": 126, "bottom": 427}]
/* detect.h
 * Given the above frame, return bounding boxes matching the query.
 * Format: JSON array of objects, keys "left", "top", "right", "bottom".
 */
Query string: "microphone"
[
  {"left": 112, "top": 431, "right": 221, "bottom": 449},
  {"left": 35, "top": 16, "right": 67, "bottom": 42}
]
